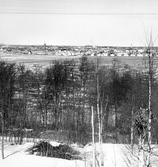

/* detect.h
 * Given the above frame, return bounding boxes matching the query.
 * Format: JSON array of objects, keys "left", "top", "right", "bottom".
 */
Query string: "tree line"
[{"left": 0, "top": 55, "right": 158, "bottom": 144}]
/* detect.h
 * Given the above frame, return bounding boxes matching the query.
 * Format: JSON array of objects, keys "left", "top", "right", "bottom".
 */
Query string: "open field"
[
  {"left": 1, "top": 52, "right": 158, "bottom": 70},
  {"left": 0, "top": 53, "right": 81, "bottom": 66}
]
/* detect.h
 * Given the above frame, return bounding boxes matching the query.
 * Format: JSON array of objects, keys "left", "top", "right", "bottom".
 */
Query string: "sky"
[{"left": 0, "top": 0, "right": 158, "bottom": 46}]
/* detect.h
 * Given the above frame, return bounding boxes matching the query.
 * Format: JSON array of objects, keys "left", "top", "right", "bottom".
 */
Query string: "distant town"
[{"left": 1, "top": 44, "right": 158, "bottom": 57}]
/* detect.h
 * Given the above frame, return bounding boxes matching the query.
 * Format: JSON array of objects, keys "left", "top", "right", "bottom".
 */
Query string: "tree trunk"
[
  {"left": 91, "top": 107, "right": 96, "bottom": 167},
  {"left": 82, "top": 84, "right": 85, "bottom": 125},
  {"left": 115, "top": 102, "right": 118, "bottom": 143},
  {"left": 138, "top": 135, "right": 144, "bottom": 167},
  {"left": 147, "top": 52, "right": 152, "bottom": 167},
  {"left": 96, "top": 71, "right": 101, "bottom": 144},
  {"left": 100, "top": 104, "right": 104, "bottom": 166},
  {"left": 105, "top": 105, "right": 109, "bottom": 129},
  {"left": 131, "top": 109, "right": 134, "bottom": 153},
  {"left": 100, "top": 104, "right": 103, "bottom": 144},
  {"left": 1, "top": 112, "right": 4, "bottom": 159},
  {"left": 72, "top": 72, "right": 75, "bottom": 129}
]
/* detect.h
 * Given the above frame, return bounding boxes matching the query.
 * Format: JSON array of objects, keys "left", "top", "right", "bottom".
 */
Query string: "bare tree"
[{"left": 145, "top": 33, "right": 155, "bottom": 167}]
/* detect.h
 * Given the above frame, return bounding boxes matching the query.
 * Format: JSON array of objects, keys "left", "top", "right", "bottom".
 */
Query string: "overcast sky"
[{"left": 0, "top": 0, "right": 158, "bottom": 46}]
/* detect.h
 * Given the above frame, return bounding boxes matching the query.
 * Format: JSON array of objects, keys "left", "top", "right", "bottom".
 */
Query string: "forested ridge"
[{"left": 0, "top": 55, "right": 158, "bottom": 144}]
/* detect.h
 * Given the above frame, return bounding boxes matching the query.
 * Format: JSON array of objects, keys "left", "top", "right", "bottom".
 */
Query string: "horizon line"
[{"left": 1, "top": 43, "right": 158, "bottom": 48}]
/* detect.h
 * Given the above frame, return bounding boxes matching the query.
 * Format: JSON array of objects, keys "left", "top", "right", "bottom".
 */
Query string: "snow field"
[{"left": 1, "top": 142, "right": 158, "bottom": 167}]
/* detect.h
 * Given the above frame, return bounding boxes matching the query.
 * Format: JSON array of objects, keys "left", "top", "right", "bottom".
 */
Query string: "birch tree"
[{"left": 145, "top": 34, "right": 156, "bottom": 167}]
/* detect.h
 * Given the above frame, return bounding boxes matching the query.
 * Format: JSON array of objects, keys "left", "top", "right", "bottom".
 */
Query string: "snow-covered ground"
[
  {"left": 0, "top": 141, "right": 158, "bottom": 167},
  {"left": 0, "top": 142, "right": 84, "bottom": 167}
]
